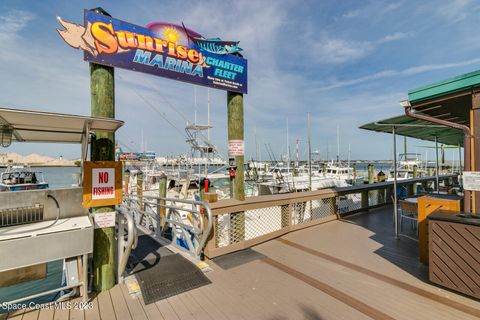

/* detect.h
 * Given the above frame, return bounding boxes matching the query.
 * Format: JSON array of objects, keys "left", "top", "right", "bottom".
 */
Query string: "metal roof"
[
  {"left": 408, "top": 69, "right": 480, "bottom": 103},
  {"left": 359, "top": 114, "right": 464, "bottom": 146},
  {"left": 0, "top": 107, "right": 124, "bottom": 144}
]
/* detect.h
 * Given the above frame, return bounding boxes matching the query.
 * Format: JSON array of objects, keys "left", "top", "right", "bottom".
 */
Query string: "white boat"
[{"left": 0, "top": 164, "right": 48, "bottom": 192}]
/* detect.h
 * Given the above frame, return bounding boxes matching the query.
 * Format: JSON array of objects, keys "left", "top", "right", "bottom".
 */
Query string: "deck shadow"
[
  {"left": 126, "top": 234, "right": 174, "bottom": 275},
  {"left": 344, "top": 205, "right": 429, "bottom": 282}
]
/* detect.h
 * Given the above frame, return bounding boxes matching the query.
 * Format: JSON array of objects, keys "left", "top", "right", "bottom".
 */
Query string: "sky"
[{"left": 0, "top": 0, "right": 479, "bottom": 162}]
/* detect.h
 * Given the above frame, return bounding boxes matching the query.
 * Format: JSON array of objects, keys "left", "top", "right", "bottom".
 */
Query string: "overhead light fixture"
[
  {"left": 399, "top": 99, "right": 411, "bottom": 107},
  {"left": 0, "top": 125, "right": 13, "bottom": 147}
]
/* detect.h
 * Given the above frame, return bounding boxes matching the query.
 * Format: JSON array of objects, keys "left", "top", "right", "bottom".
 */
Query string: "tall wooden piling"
[
  {"left": 90, "top": 62, "right": 115, "bottom": 292},
  {"left": 158, "top": 173, "right": 167, "bottom": 226},
  {"left": 368, "top": 164, "right": 374, "bottom": 184},
  {"left": 227, "top": 91, "right": 245, "bottom": 242}
]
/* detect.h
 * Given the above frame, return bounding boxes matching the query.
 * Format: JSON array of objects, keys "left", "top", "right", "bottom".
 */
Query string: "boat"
[
  {"left": 0, "top": 164, "right": 48, "bottom": 191},
  {"left": 388, "top": 153, "right": 426, "bottom": 181}
]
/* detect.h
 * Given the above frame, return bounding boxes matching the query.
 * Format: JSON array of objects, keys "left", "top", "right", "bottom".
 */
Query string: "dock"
[{"left": 5, "top": 204, "right": 480, "bottom": 320}]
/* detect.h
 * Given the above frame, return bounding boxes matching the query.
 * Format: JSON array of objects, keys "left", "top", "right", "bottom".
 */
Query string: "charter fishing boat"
[
  {"left": 388, "top": 153, "right": 426, "bottom": 180},
  {"left": 0, "top": 164, "right": 48, "bottom": 191}
]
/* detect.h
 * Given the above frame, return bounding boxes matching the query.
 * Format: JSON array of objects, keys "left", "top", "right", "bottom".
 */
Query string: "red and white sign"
[
  {"left": 92, "top": 168, "right": 115, "bottom": 200},
  {"left": 228, "top": 140, "right": 244, "bottom": 156}
]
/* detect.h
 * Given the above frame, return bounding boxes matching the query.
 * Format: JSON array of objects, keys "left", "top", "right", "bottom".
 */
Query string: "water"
[{"left": 0, "top": 166, "right": 81, "bottom": 188}]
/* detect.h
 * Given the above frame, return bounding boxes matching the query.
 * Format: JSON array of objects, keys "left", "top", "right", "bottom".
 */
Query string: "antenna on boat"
[
  {"left": 194, "top": 87, "right": 198, "bottom": 125},
  {"left": 207, "top": 88, "right": 211, "bottom": 141}
]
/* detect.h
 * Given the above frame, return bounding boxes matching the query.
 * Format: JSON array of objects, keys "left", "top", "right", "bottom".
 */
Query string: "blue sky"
[{"left": 0, "top": 0, "right": 479, "bottom": 161}]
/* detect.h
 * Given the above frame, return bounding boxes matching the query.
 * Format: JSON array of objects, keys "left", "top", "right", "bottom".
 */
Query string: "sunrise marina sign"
[{"left": 57, "top": 10, "right": 248, "bottom": 93}]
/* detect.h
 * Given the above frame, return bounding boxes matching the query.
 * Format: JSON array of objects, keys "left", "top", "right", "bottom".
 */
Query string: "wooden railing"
[{"left": 204, "top": 174, "right": 458, "bottom": 258}]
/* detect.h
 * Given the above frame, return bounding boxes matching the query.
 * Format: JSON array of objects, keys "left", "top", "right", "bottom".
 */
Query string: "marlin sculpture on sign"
[{"left": 181, "top": 23, "right": 243, "bottom": 56}]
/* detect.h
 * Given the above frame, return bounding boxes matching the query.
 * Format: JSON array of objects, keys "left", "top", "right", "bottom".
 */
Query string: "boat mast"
[
  {"left": 287, "top": 118, "right": 290, "bottom": 174},
  {"left": 336, "top": 125, "right": 340, "bottom": 163},
  {"left": 308, "top": 112, "right": 312, "bottom": 191}
]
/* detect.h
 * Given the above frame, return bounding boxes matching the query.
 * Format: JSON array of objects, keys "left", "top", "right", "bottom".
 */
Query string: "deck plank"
[
  {"left": 165, "top": 296, "right": 193, "bottom": 320},
  {"left": 36, "top": 308, "right": 54, "bottom": 320},
  {"left": 53, "top": 305, "right": 69, "bottom": 320},
  {"left": 109, "top": 286, "right": 132, "bottom": 320},
  {"left": 114, "top": 285, "right": 146, "bottom": 320},
  {"left": 96, "top": 291, "right": 116, "bottom": 320},
  {"left": 20, "top": 308, "right": 39, "bottom": 320},
  {"left": 83, "top": 296, "right": 100, "bottom": 320},
  {"left": 68, "top": 297, "right": 84, "bottom": 320},
  {"left": 176, "top": 292, "right": 212, "bottom": 320},
  {"left": 154, "top": 299, "right": 179, "bottom": 320},
  {"left": 119, "top": 284, "right": 163, "bottom": 320},
  {"left": 186, "top": 288, "right": 228, "bottom": 320},
  {"left": 257, "top": 221, "right": 480, "bottom": 320}
]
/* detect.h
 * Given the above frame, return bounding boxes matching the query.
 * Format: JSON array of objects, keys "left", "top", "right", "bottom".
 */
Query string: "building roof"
[
  {"left": 408, "top": 69, "right": 480, "bottom": 104},
  {"left": 359, "top": 114, "right": 464, "bottom": 146}
]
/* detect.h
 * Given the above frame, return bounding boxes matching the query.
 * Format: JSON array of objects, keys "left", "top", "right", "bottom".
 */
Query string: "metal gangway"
[{"left": 116, "top": 194, "right": 212, "bottom": 281}]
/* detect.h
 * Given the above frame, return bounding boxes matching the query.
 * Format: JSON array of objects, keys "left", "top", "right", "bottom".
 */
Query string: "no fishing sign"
[{"left": 83, "top": 161, "right": 122, "bottom": 208}]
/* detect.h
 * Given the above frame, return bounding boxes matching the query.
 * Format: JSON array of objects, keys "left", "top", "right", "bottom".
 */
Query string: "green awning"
[
  {"left": 408, "top": 69, "right": 480, "bottom": 104},
  {"left": 359, "top": 114, "right": 464, "bottom": 146}
]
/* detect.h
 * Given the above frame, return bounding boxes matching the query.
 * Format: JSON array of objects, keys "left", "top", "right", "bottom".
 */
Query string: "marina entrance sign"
[{"left": 57, "top": 10, "right": 248, "bottom": 94}]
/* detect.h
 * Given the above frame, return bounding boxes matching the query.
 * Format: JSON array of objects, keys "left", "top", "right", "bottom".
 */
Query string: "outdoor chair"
[{"left": 399, "top": 200, "right": 418, "bottom": 235}]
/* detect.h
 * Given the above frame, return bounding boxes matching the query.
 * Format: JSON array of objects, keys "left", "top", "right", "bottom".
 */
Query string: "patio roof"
[
  {"left": 0, "top": 107, "right": 124, "bottom": 144},
  {"left": 359, "top": 114, "right": 464, "bottom": 146}
]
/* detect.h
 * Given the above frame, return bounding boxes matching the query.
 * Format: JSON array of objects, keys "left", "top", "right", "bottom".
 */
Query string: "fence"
[{"left": 204, "top": 174, "right": 458, "bottom": 258}]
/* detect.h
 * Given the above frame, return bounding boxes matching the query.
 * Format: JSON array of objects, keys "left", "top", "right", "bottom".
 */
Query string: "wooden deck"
[{"left": 6, "top": 205, "right": 480, "bottom": 319}]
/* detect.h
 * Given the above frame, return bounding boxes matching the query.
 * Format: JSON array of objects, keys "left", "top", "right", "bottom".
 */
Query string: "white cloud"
[
  {"left": 313, "top": 57, "right": 480, "bottom": 91},
  {"left": 0, "top": 10, "right": 34, "bottom": 42},
  {"left": 378, "top": 32, "right": 412, "bottom": 43},
  {"left": 434, "top": 0, "right": 473, "bottom": 24},
  {"left": 312, "top": 37, "right": 374, "bottom": 64},
  {"left": 401, "top": 58, "right": 480, "bottom": 75}
]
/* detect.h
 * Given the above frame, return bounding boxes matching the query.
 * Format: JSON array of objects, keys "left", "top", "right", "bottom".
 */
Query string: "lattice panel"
[
  {"left": 215, "top": 206, "right": 284, "bottom": 247},
  {"left": 292, "top": 198, "right": 336, "bottom": 225},
  {"left": 337, "top": 193, "right": 362, "bottom": 215}
]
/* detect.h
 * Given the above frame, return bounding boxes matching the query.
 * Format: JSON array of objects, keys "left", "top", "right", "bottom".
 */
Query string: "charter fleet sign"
[
  {"left": 83, "top": 161, "right": 122, "bottom": 208},
  {"left": 57, "top": 10, "right": 248, "bottom": 93}
]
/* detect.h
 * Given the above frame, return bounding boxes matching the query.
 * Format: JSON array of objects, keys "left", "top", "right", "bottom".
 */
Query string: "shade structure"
[
  {"left": 0, "top": 107, "right": 124, "bottom": 144},
  {"left": 359, "top": 114, "right": 464, "bottom": 147}
]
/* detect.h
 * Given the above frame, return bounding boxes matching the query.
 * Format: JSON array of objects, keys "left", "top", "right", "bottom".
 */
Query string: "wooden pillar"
[
  {"left": 90, "top": 61, "right": 115, "bottom": 292},
  {"left": 158, "top": 173, "right": 167, "bottom": 226},
  {"left": 352, "top": 163, "right": 357, "bottom": 185},
  {"left": 361, "top": 190, "right": 369, "bottom": 210},
  {"left": 137, "top": 172, "right": 143, "bottom": 210},
  {"left": 412, "top": 165, "right": 418, "bottom": 195},
  {"left": 472, "top": 93, "right": 480, "bottom": 213},
  {"left": 368, "top": 164, "right": 374, "bottom": 184},
  {"left": 227, "top": 91, "right": 245, "bottom": 241}
]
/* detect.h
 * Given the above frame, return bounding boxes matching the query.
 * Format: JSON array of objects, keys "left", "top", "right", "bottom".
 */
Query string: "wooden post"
[
  {"left": 412, "top": 165, "right": 418, "bottom": 195},
  {"left": 368, "top": 164, "right": 374, "bottom": 184},
  {"left": 352, "top": 163, "right": 356, "bottom": 185},
  {"left": 124, "top": 169, "right": 130, "bottom": 194},
  {"left": 227, "top": 91, "right": 245, "bottom": 241},
  {"left": 90, "top": 60, "right": 115, "bottom": 291},
  {"left": 158, "top": 173, "right": 167, "bottom": 226},
  {"left": 137, "top": 172, "right": 143, "bottom": 210},
  {"left": 361, "top": 190, "right": 369, "bottom": 210}
]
